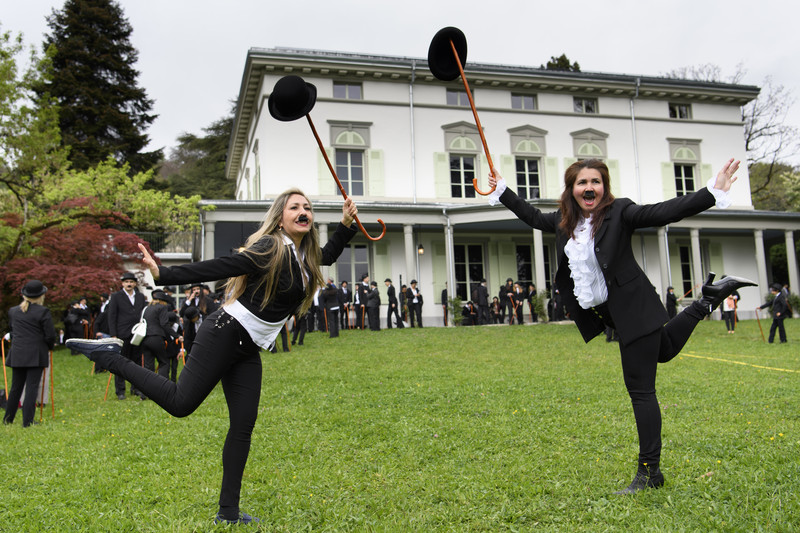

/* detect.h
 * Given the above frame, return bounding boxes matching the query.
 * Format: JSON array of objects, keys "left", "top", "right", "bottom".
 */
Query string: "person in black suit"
[
  {"left": 759, "top": 283, "right": 789, "bottom": 343},
  {"left": 365, "top": 281, "right": 381, "bottom": 331},
  {"left": 3, "top": 280, "right": 56, "bottom": 427},
  {"left": 475, "top": 279, "right": 490, "bottom": 325},
  {"left": 140, "top": 290, "right": 177, "bottom": 384},
  {"left": 68, "top": 189, "right": 359, "bottom": 525},
  {"left": 488, "top": 158, "right": 754, "bottom": 494},
  {"left": 384, "top": 278, "right": 403, "bottom": 328},
  {"left": 338, "top": 280, "right": 352, "bottom": 330},
  {"left": 321, "top": 278, "right": 340, "bottom": 338},
  {"left": 107, "top": 271, "right": 147, "bottom": 400},
  {"left": 354, "top": 273, "right": 370, "bottom": 330},
  {"left": 406, "top": 280, "right": 423, "bottom": 327},
  {"left": 440, "top": 285, "right": 448, "bottom": 326},
  {"left": 498, "top": 278, "right": 514, "bottom": 323},
  {"left": 664, "top": 286, "right": 679, "bottom": 319}
]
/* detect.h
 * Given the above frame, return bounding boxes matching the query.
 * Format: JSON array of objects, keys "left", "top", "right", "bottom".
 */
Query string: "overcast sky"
[{"left": 4, "top": 0, "right": 800, "bottom": 165}]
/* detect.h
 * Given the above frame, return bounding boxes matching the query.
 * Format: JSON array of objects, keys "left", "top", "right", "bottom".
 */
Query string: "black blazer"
[
  {"left": 337, "top": 287, "right": 352, "bottom": 307},
  {"left": 386, "top": 284, "right": 398, "bottom": 305},
  {"left": 6, "top": 304, "right": 56, "bottom": 368},
  {"left": 107, "top": 289, "right": 147, "bottom": 339},
  {"left": 499, "top": 186, "right": 716, "bottom": 345},
  {"left": 143, "top": 304, "right": 173, "bottom": 339},
  {"left": 158, "top": 223, "right": 357, "bottom": 322}
]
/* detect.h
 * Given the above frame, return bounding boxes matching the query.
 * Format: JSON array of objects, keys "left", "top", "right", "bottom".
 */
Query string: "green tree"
[
  {"left": 542, "top": 54, "right": 580, "bottom": 72},
  {"left": 39, "top": 0, "right": 161, "bottom": 173},
  {"left": 159, "top": 111, "right": 236, "bottom": 199},
  {"left": 749, "top": 161, "right": 800, "bottom": 212}
]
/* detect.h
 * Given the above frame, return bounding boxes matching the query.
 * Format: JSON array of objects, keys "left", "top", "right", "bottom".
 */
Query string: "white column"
[
  {"left": 404, "top": 224, "right": 416, "bottom": 282},
  {"left": 319, "top": 224, "right": 329, "bottom": 281},
  {"left": 657, "top": 227, "right": 670, "bottom": 294},
  {"left": 785, "top": 230, "right": 799, "bottom": 295},
  {"left": 532, "top": 229, "right": 546, "bottom": 294},
  {"left": 203, "top": 221, "right": 215, "bottom": 261},
  {"left": 754, "top": 229, "right": 769, "bottom": 295},
  {"left": 690, "top": 228, "right": 703, "bottom": 298},
  {"left": 444, "top": 222, "right": 456, "bottom": 325}
]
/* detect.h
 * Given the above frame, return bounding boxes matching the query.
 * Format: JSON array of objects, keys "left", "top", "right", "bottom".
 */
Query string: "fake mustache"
[
  {"left": 297, "top": 214, "right": 309, "bottom": 223},
  {"left": 583, "top": 190, "right": 596, "bottom": 200}
]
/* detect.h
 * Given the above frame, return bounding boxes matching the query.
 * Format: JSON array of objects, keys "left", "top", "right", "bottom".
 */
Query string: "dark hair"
[{"left": 558, "top": 159, "right": 615, "bottom": 239}]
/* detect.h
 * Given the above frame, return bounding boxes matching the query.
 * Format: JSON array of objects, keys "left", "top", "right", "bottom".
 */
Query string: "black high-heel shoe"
[{"left": 697, "top": 272, "right": 757, "bottom": 313}]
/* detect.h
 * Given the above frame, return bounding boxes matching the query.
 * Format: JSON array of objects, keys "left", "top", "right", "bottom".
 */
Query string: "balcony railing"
[{"left": 135, "top": 231, "right": 196, "bottom": 254}]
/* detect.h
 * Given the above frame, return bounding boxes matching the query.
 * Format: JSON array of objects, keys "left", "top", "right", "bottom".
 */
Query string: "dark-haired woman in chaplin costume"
[{"left": 487, "top": 158, "right": 754, "bottom": 494}]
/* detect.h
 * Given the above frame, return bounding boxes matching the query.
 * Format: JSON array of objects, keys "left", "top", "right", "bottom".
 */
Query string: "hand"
[
  {"left": 713, "top": 158, "right": 740, "bottom": 192},
  {"left": 138, "top": 243, "right": 160, "bottom": 280},
  {"left": 341, "top": 197, "right": 358, "bottom": 226},
  {"left": 488, "top": 170, "right": 502, "bottom": 189}
]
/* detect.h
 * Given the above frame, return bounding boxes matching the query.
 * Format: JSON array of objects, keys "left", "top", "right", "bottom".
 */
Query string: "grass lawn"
[{"left": 2, "top": 318, "right": 799, "bottom": 532}]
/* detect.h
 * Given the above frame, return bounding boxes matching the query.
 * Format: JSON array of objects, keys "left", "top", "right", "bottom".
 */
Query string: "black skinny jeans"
[
  {"left": 100, "top": 309, "right": 261, "bottom": 516},
  {"left": 616, "top": 303, "right": 704, "bottom": 466}
]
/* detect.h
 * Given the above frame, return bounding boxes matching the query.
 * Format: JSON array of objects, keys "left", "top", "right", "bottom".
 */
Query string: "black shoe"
[
  {"left": 215, "top": 511, "right": 259, "bottom": 525},
  {"left": 697, "top": 272, "right": 757, "bottom": 313},
  {"left": 117, "top": 393, "right": 126, "bottom": 400},
  {"left": 614, "top": 464, "right": 665, "bottom": 495}
]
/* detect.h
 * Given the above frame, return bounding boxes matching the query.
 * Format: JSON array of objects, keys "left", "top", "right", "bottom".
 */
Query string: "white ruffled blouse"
[{"left": 564, "top": 216, "right": 608, "bottom": 309}]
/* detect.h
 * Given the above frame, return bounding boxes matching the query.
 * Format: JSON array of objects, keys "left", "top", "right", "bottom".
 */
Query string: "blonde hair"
[
  {"left": 222, "top": 188, "right": 324, "bottom": 316},
  {"left": 150, "top": 299, "right": 167, "bottom": 306},
  {"left": 20, "top": 295, "right": 45, "bottom": 313}
]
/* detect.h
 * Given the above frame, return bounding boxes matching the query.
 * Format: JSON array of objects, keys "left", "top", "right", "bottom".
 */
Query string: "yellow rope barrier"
[{"left": 680, "top": 352, "right": 799, "bottom": 374}]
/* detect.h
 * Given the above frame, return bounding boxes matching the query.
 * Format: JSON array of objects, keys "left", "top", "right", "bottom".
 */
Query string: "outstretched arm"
[{"left": 138, "top": 243, "right": 160, "bottom": 281}]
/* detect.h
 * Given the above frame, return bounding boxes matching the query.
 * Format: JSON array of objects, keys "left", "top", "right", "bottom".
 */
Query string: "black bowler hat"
[
  {"left": 427, "top": 26, "right": 468, "bottom": 81},
  {"left": 121, "top": 271, "right": 137, "bottom": 281},
  {"left": 21, "top": 280, "right": 47, "bottom": 298},
  {"left": 268, "top": 75, "right": 317, "bottom": 122},
  {"left": 150, "top": 290, "right": 170, "bottom": 303}
]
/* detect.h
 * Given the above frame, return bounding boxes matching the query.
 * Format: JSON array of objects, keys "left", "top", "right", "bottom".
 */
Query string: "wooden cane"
[
  {"left": 39, "top": 366, "right": 46, "bottom": 422},
  {"left": 755, "top": 308, "right": 766, "bottom": 342},
  {"left": 447, "top": 39, "right": 496, "bottom": 196},
  {"left": 2, "top": 338, "right": 7, "bottom": 400},
  {"left": 179, "top": 339, "right": 186, "bottom": 366},
  {"left": 49, "top": 351, "right": 55, "bottom": 419},
  {"left": 104, "top": 372, "right": 112, "bottom": 401},
  {"left": 306, "top": 115, "right": 386, "bottom": 241}
]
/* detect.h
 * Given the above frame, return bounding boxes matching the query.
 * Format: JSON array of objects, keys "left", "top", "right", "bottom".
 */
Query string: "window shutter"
[
  {"left": 367, "top": 149, "right": 385, "bottom": 197},
  {"left": 606, "top": 159, "right": 622, "bottom": 198},
  {"left": 544, "top": 157, "right": 560, "bottom": 199},
  {"left": 433, "top": 152, "right": 451, "bottom": 198},
  {"left": 661, "top": 162, "right": 676, "bottom": 200},
  {"left": 318, "top": 148, "right": 336, "bottom": 195}
]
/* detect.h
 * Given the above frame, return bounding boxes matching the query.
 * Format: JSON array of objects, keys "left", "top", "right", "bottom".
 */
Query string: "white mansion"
[{"left": 195, "top": 47, "right": 800, "bottom": 324}]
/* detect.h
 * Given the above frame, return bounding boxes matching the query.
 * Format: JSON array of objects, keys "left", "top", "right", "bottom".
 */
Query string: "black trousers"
[
  {"left": 3, "top": 366, "right": 45, "bottom": 427},
  {"left": 141, "top": 336, "right": 170, "bottom": 379},
  {"left": 615, "top": 302, "right": 705, "bottom": 466},
  {"left": 367, "top": 306, "right": 380, "bottom": 331},
  {"left": 409, "top": 303, "right": 423, "bottom": 327},
  {"left": 387, "top": 304, "right": 403, "bottom": 328},
  {"left": 326, "top": 309, "right": 339, "bottom": 338},
  {"left": 769, "top": 317, "right": 786, "bottom": 343},
  {"left": 97, "top": 309, "right": 261, "bottom": 516}
]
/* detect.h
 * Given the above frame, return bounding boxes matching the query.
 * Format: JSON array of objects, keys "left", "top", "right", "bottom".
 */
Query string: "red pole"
[
  {"left": 1, "top": 339, "right": 7, "bottom": 400},
  {"left": 49, "top": 351, "right": 55, "bottom": 419}
]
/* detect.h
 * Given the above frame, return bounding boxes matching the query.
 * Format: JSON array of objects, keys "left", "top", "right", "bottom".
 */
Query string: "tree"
[
  {"left": 542, "top": 54, "right": 580, "bottom": 72},
  {"left": 749, "top": 162, "right": 800, "bottom": 212},
  {"left": 0, "top": 223, "right": 158, "bottom": 330},
  {"left": 39, "top": 0, "right": 161, "bottom": 173},
  {"left": 662, "top": 63, "right": 799, "bottom": 192},
  {"left": 159, "top": 111, "right": 236, "bottom": 199}
]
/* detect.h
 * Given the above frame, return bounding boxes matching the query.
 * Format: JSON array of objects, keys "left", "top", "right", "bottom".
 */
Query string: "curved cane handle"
[
  {"left": 473, "top": 176, "right": 496, "bottom": 196},
  {"left": 354, "top": 216, "right": 387, "bottom": 241}
]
